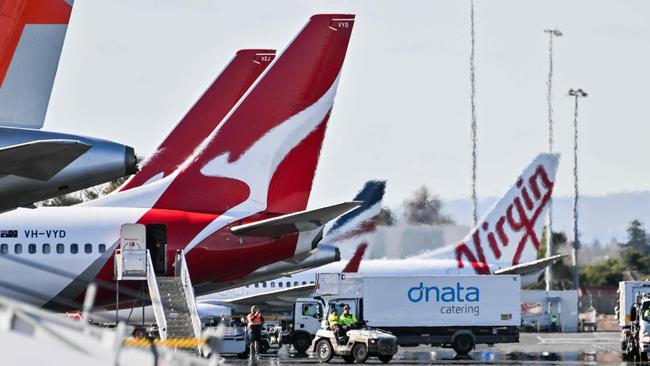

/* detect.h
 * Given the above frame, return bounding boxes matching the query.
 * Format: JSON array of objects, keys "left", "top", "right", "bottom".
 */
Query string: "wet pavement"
[{"left": 222, "top": 332, "right": 625, "bottom": 365}]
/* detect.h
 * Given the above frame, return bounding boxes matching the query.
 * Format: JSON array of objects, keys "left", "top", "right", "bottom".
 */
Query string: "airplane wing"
[
  {"left": 493, "top": 254, "right": 566, "bottom": 276},
  {"left": 230, "top": 201, "right": 362, "bottom": 237},
  {"left": 0, "top": 140, "right": 91, "bottom": 181},
  {"left": 226, "top": 284, "right": 315, "bottom": 310}
]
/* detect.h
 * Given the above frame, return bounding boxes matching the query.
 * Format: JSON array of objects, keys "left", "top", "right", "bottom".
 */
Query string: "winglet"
[{"left": 342, "top": 242, "right": 368, "bottom": 273}]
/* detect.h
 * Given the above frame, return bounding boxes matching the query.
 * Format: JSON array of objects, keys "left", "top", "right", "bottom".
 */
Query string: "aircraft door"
[
  {"left": 146, "top": 224, "right": 167, "bottom": 275},
  {"left": 117, "top": 224, "right": 147, "bottom": 280}
]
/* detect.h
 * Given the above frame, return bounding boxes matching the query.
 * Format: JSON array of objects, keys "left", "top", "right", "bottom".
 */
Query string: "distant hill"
[{"left": 441, "top": 191, "right": 650, "bottom": 244}]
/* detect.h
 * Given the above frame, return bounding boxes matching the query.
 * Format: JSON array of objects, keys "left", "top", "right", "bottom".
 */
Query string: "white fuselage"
[{"left": 0, "top": 207, "right": 145, "bottom": 306}]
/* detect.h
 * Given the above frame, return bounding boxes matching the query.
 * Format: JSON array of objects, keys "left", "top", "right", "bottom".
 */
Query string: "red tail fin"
[
  {"left": 342, "top": 242, "right": 368, "bottom": 273},
  {"left": 0, "top": 0, "right": 71, "bottom": 128},
  {"left": 119, "top": 49, "right": 275, "bottom": 191},
  {"left": 151, "top": 15, "right": 355, "bottom": 215}
]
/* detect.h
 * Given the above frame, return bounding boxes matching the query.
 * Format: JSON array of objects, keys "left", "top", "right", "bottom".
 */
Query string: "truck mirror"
[{"left": 631, "top": 306, "right": 637, "bottom": 322}]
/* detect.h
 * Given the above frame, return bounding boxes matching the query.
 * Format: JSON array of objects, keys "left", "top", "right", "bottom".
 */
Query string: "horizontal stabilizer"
[
  {"left": 494, "top": 254, "right": 565, "bottom": 276},
  {"left": 230, "top": 201, "right": 361, "bottom": 237},
  {"left": 0, "top": 140, "right": 90, "bottom": 180}
]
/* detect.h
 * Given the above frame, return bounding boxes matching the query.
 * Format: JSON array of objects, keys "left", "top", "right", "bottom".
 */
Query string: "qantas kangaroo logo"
[
  {"left": 455, "top": 163, "right": 555, "bottom": 275},
  {"left": 181, "top": 75, "right": 341, "bottom": 252}
]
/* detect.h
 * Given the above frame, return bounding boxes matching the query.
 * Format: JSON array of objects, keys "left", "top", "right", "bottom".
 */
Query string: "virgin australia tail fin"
[{"left": 454, "top": 153, "right": 560, "bottom": 274}]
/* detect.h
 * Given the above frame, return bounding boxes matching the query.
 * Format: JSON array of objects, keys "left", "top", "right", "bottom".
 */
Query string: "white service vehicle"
[
  {"left": 288, "top": 273, "right": 520, "bottom": 356},
  {"left": 617, "top": 281, "right": 650, "bottom": 360}
]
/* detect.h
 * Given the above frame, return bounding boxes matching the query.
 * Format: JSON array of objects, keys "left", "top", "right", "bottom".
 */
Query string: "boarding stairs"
[{"left": 115, "top": 248, "right": 202, "bottom": 341}]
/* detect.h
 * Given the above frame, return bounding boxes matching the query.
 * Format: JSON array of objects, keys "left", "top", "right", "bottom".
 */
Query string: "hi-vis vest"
[
  {"left": 248, "top": 312, "right": 263, "bottom": 326},
  {"left": 328, "top": 313, "right": 340, "bottom": 327}
]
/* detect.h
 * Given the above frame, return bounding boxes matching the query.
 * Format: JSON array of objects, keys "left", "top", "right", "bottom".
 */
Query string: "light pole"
[
  {"left": 469, "top": 0, "right": 478, "bottom": 227},
  {"left": 543, "top": 28, "right": 562, "bottom": 292},
  {"left": 568, "top": 88, "right": 587, "bottom": 290}
]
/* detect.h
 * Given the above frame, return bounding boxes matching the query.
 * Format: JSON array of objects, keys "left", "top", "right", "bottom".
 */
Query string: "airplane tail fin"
[
  {"left": 342, "top": 242, "right": 368, "bottom": 273},
  {"left": 324, "top": 180, "right": 386, "bottom": 242},
  {"left": 146, "top": 14, "right": 355, "bottom": 214},
  {"left": 453, "top": 153, "right": 560, "bottom": 274},
  {"left": 0, "top": 0, "right": 72, "bottom": 128},
  {"left": 119, "top": 49, "right": 276, "bottom": 191}
]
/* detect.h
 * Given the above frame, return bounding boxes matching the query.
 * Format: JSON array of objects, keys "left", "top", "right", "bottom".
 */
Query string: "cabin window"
[
  {"left": 84, "top": 243, "right": 92, "bottom": 254},
  {"left": 287, "top": 281, "right": 291, "bottom": 287},
  {"left": 43, "top": 243, "right": 51, "bottom": 254},
  {"left": 294, "top": 281, "right": 299, "bottom": 286},
  {"left": 262, "top": 282, "right": 267, "bottom": 288},
  {"left": 302, "top": 281, "right": 307, "bottom": 285},
  {"left": 14, "top": 244, "right": 22, "bottom": 254},
  {"left": 0, "top": 244, "right": 7, "bottom": 254},
  {"left": 278, "top": 282, "right": 283, "bottom": 288},
  {"left": 56, "top": 243, "right": 65, "bottom": 254},
  {"left": 270, "top": 282, "right": 275, "bottom": 288},
  {"left": 28, "top": 243, "right": 36, "bottom": 254},
  {"left": 310, "top": 281, "right": 314, "bottom": 284},
  {"left": 70, "top": 243, "right": 78, "bottom": 254},
  {"left": 98, "top": 244, "right": 106, "bottom": 253},
  {"left": 255, "top": 283, "right": 259, "bottom": 288}
]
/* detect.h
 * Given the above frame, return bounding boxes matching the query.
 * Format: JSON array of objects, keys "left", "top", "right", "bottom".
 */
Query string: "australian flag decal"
[{"left": 1, "top": 230, "right": 17, "bottom": 238}]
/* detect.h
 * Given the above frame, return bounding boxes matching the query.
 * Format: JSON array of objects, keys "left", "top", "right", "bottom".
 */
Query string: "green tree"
[
  {"left": 102, "top": 176, "right": 128, "bottom": 195},
  {"left": 402, "top": 186, "right": 454, "bottom": 225},
  {"left": 40, "top": 194, "right": 83, "bottom": 207},
  {"left": 375, "top": 207, "right": 395, "bottom": 226},
  {"left": 621, "top": 219, "right": 649, "bottom": 254},
  {"left": 580, "top": 257, "right": 625, "bottom": 287},
  {"left": 37, "top": 177, "right": 129, "bottom": 207}
]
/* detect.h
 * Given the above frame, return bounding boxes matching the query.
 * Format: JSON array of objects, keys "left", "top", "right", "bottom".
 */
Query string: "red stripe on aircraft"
[{"left": 0, "top": 0, "right": 71, "bottom": 86}]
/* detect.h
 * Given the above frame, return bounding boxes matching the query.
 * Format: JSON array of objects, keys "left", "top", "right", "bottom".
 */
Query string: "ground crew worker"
[
  {"left": 339, "top": 305, "right": 358, "bottom": 328},
  {"left": 337, "top": 305, "right": 358, "bottom": 342},
  {"left": 328, "top": 307, "right": 340, "bottom": 329},
  {"left": 550, "top": 313, "right": 558, "bottom": 332},
  {"left": 247, "top": 306, "right": 264, "bottom": 360},
  {"left": 328, "top": 307, "right": 344, "bottom": 344}
]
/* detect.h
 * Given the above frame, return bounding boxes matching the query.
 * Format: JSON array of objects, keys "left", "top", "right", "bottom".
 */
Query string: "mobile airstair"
[{"left": 115, "top": 224, "right": 202, "bottom": 341}]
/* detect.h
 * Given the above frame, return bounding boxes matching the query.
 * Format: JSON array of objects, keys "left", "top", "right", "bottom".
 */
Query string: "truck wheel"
[
  {"left": 316, "top": 340, "right": 334, "bottom": 363},
  {"left": 353, "top": 343, "right": 369, "bottom": 363},
  {"left": 378, "top": 355, "right": 393, "bottom": 363},
  {"left": 292, "top": 333, "right": 311, "bottom": 354},
  {"left": 342, "top": 355, "right": 355, "bottom": 364},
  {"left": 452, "top": 334, "right": 474, "bottom": 356}
]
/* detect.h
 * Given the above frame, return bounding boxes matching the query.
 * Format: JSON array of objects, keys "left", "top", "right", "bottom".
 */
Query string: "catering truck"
[
  {"left": 617, "top": 281, "right": 650, "bottom": 360},
  {"left": 285, "top": 273, "right": 520, "bottom": 356}
]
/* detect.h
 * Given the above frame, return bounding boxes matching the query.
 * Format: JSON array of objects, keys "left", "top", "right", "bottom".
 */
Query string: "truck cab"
[
  {"left": 631, "top": 298, "right": 650, "bottom": 361},
  {"left": 281, "top": 298, "right": 324, "bottom": 353}
]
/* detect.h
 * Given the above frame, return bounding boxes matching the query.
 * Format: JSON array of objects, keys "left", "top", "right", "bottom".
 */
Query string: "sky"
[{"left": 45, "top": 0, "right": 650, "bottom": 212}]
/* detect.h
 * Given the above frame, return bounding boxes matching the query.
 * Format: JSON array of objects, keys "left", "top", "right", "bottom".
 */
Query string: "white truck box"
[
  {"left": 317, "top": 273, "right": 520, "bottom": 328},
  {"left": 618, "top": 281, "right": 650, "bottom": 327}
]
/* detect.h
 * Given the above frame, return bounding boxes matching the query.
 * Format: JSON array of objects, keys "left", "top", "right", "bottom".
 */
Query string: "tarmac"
[{"left": 222, "top": 332, "right": 624, "bottom": 365}]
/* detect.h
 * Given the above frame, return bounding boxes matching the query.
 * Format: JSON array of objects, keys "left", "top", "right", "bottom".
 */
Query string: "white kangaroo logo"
[{"left": 183, "top": 74, "right": 341, "bottom": 252}]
